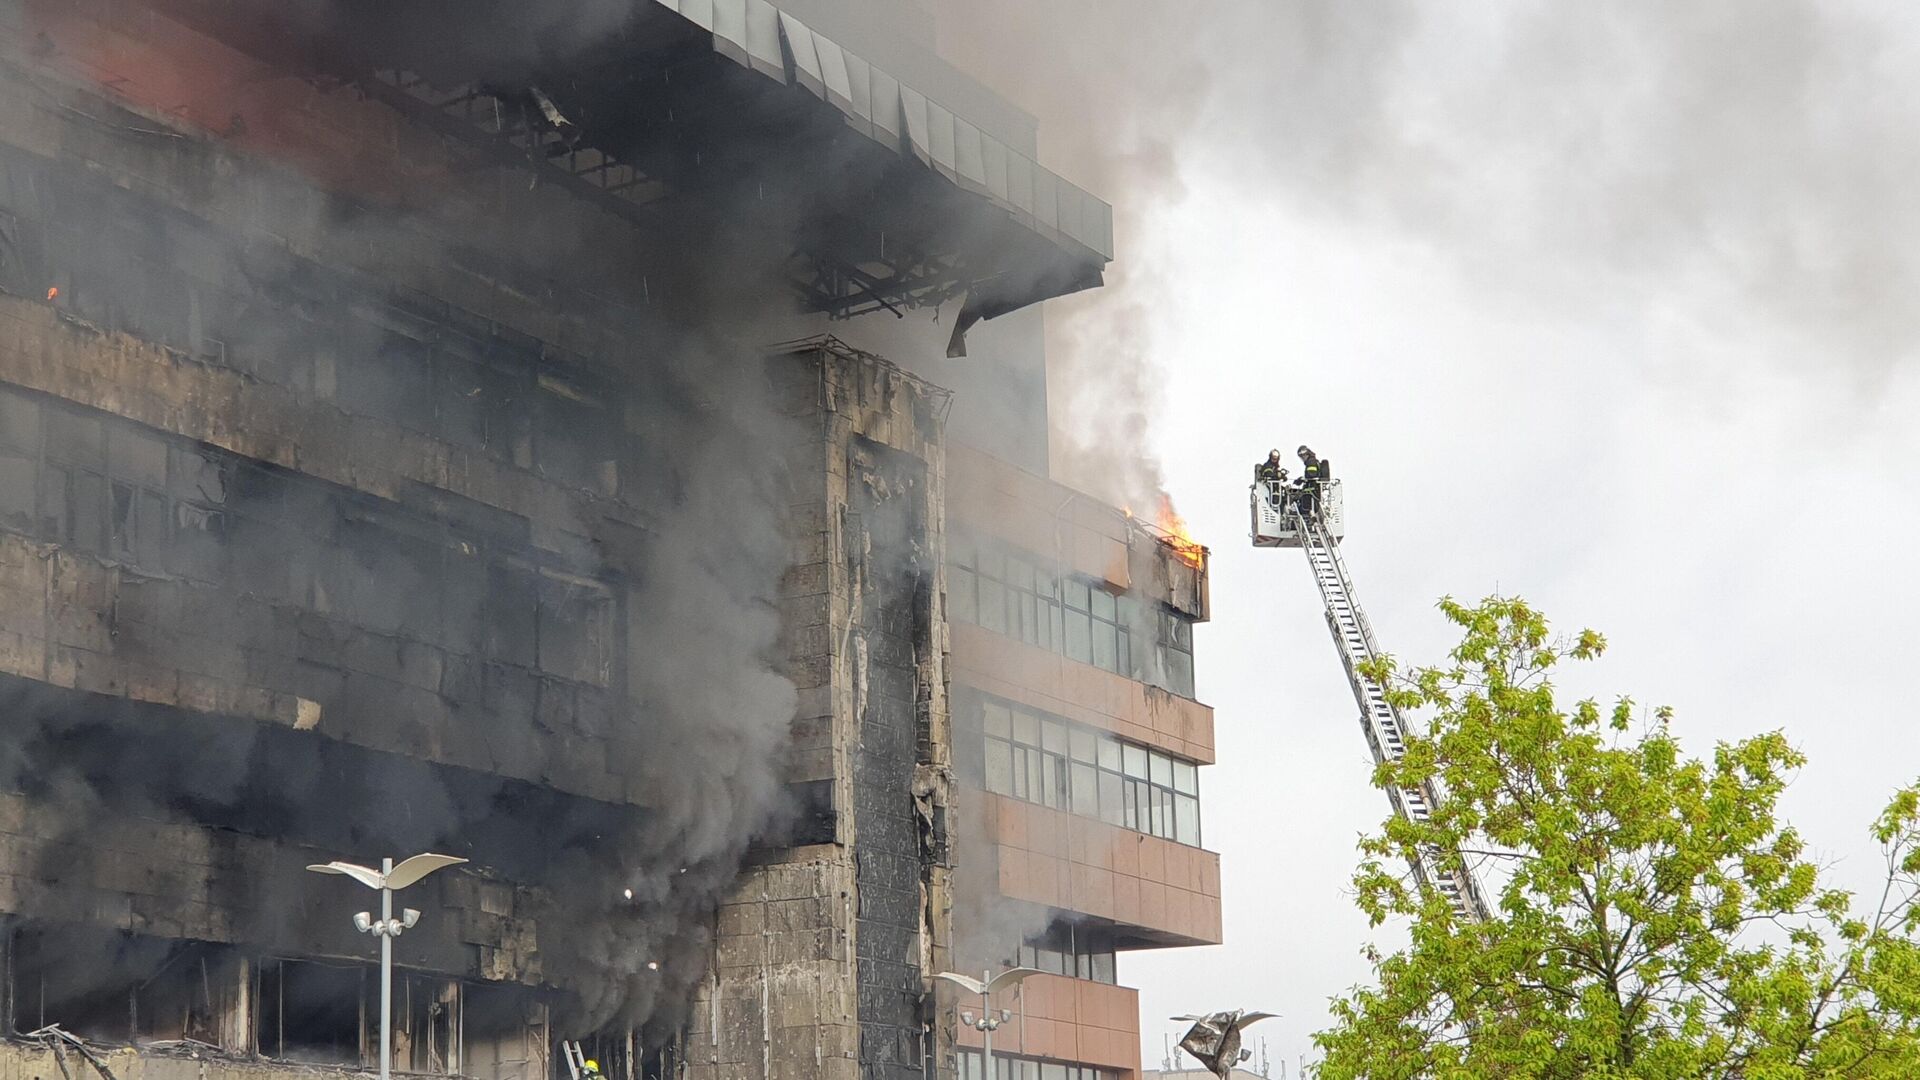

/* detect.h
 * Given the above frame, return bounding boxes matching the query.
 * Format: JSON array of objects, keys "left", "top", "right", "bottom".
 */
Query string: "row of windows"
[
  {"left": 0, "top": 385, "right": 614, "bottom": 685},
  {"left": 980, "top": 696, "right": 1202, "bottom": 847},
  {"left": 949, "top": 533, "right": 1196, "bottom": 697},
  {"left": 1007, "top": 923, "right": 1116, "bottom": 985},
  {"left": 6, "top": 156, "right": 652, "bottom": 504},
  {"left": 958, "top": 1052, "right": 1113, "bottom": 1080}
]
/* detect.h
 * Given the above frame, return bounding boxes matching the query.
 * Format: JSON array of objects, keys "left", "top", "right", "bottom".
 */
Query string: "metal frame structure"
[{"left": 1252, "top": 479, "right": 1491, "bottom": 922}]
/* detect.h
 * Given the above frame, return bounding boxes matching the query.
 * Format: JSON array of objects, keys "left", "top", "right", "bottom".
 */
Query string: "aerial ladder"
[{"left": 1252, "top": 469, "right": 1492, "bottom": 923}]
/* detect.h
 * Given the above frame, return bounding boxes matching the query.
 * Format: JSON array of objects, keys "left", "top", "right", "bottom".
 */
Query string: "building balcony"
[
  {"left": 952, "top": 623, "right": 1214, "bottom": 765},
  {"left": 968, "top": 793, "right": 1222, "bottom": 948},
  {"left": 954, "top": 973, "right": 1141, "bottom": 1077}
]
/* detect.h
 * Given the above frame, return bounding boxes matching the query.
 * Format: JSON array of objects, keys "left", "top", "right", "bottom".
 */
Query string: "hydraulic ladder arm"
[{"left": 1254, "top": 478, "right": 1492, "bottom": 923}]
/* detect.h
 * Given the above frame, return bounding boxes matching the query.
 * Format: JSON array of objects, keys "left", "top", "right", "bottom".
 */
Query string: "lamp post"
[
  {"left": 306, "top": 853, "right": 469, "bottom": 1080},
  {"left": 935, "top": 967, "right": 1042, "bottom": 1080}
]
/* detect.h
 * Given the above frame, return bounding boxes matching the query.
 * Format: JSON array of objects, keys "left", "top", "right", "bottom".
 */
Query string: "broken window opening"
[
  {"left": 6, "top": 924, "right": 244, "bottom": 1047},
  {"left": 462, "top": 983, "right": 548, "bottom": 1080},
  {"left": 256, "top": 957, "right": 368, "bottom": 1066}
]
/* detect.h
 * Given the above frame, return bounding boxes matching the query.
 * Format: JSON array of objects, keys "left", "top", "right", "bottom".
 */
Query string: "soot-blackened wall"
[{"left": 849, "top": 436, "right": 934, "bottom": 1080}]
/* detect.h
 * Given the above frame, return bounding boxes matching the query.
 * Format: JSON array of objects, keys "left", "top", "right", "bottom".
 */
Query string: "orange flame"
[
  {"left": 1154, "top": 494, "right": 1207, "bottom": 570},
  {"left": 45, "top": 287, "right": 58, "bottom": 302}
]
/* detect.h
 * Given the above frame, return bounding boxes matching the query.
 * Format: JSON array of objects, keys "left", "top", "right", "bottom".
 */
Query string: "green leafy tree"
[{"left": 1312, "top": 597, "right": 1920, "bottom": 1080}]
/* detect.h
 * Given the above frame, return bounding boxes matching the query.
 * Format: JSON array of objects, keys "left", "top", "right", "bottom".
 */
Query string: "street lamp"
[
  {"left": 306, "top": 853, "right": 469, "bottom": 1080},
  {"left": 935, "top": 967, "right": 1043, "bottom": 1080}
]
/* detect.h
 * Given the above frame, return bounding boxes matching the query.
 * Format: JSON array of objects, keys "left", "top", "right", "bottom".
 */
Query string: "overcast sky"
[{"left": 926, "top": 3, "right": 1920, "bottom": 1071}]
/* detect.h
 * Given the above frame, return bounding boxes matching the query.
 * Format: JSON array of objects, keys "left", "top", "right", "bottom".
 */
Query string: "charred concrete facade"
[{"left": 0, "top": 3, "right": 1192, "bottom": 1080}]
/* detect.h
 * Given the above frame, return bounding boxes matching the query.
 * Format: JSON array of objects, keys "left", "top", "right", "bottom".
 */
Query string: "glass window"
[
  {"left": 1091, "top": 950, "right": 1115, "bottom": 984},
  {"left": 1070, "top": 728, "right": 1097, "bottom": 763},
  {"left": 1012, "top": 709, "right": 1039, "bottom": 746},
  {"left": 1176, "top": 793, "right": 1201, "bottom": 846},
  {"left": 984, "top": 703, "right": 1012, "bottom": 739},
  {"left": 1064, "top": 609, "right": 1092, "bottom": 663},
  {"left": 985, "top": 740, "right": 1013, "bottom": 795},
  {"left": 1042, "top": 1064, "right": 1068, "bottom": 1080},
  {"left": 950, "top": 567, "right": 976, "bottom": 623},
  {"left": 1063, "top": 577, "right": 1090, "bottom": 611},
  {"left": 1070, "top": 763, "right": 1098, "bottom": 817},
  {"left": 975, "top": 695, "right": 1203, "bottom": 846},
  {"left": 979, "top": 578, "right": 1007, "bottom": 633},
  {"left": 1041, "top": 720, "right": 1069, "bottom": 755},
  {"left": 1098, "top": 772, "right": 1124, "bottom": 826},
  {"left": 1166, "top": 649, "right": 1194, "bottom": 697},
  {"left": 976, "top": 546, "right": 1003, "bottom": 581},
  {"left": 1173, "top": 760, "right": 1198, "bottom": 795},
  {"left": 1091, "top": 621, "right": 1116, "bottom": 671},
  {"left": 1090, "top": 588, "right": 1115, "bottom": 621}
]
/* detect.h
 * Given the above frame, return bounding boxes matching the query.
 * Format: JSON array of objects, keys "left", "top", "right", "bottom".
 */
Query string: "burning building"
[{"left": 0, "top": 2, "right": 1216, "bottom": 1080}]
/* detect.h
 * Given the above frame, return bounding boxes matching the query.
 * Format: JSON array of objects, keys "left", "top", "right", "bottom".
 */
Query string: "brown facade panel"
[
  {"left": 952, "top": 625, "right": 1215, "bottom": 765},
  {"left": 972, "top": 794, "right": 1221, "bottom": 948}
]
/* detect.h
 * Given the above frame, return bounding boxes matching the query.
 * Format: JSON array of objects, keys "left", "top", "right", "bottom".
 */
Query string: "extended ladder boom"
[{"left": 1254, "top": 478, "right": 1490, "bottom": 923}]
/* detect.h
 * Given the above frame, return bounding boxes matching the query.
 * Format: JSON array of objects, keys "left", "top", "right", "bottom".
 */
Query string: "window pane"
[
  {"left": 1063, "top": 577, "right": 1090, "bottom": 611},
  {"left": 1069, "top": 728, "right": 1097, "bottom": 762},
  {"left": 1122, "top": 781, "right": 1139, "bottom": 831},
  {"left": 1172, "top": 616, "right": 1192, "bottom": 649},
  {"left": 1090, "top": 588, "right": 1115, "bottom": 621},
  {"left": 1050, "top": 603, "right": 1065, "bottom": 652},
  {"left": 1098, "top": 772, "right": 1124, "bottom": 826},
  {"left": 1019, "top": 591, "right": 1040, "bottom": 643},
  {"left": 985, "top": 738, "right": 1013, "bottom": 795},
  {"left": 1042, "top": 755, "right": 1063, "bottom": 809},
  {"left": 1071, "top": 763, "right": 1098, "bottom": 817},
  {"left": 950, "top": 532, "right": 975, "bottom": 568},
  {"left": 1092, "top": 622, "right": 1116, "bottom": 671},
  {"left": 950, "top": 567, "right": 976, "bottom": 623},
  {"left": 1007, "top": 557, "right": 1033, "bottom": 591},
  {"left": 1065, "top": 610, "right": 1092, "bottom": 662},
  {"left": 984, "top": 703, "right": 1012, "bottom": 739},
  {"left": 1034, "top": 597, "right": 1054, "bottom": 649},
  {"left": 1011, "top": 748, "right": 1030, "bottom": 799},
  {"left": 1012, "top": 708, "right": 1039, "bottom": 746},
  {"left": 1041, "top": 720, "right": 1069, "bottom": 754},
  {"left": 1176, "top": 793, "right": 1201, "bottom": 846},
  {"left": 980, "top": 580, "right": 1007, "bottom": 634},
  {"left": 1123, "top": 744, "right": 1149, "bottom": 778},
  {"left": 1151, "top": 752, "right": 1174, "bottom": 787},
  {"left": 977, "top": 546, "right": 1004, "bottom": 581},
  {"left": 1097, "top": 736, "right": 1122, "bottom": 771},
  {"left": 1168, "top": 649, "right": 1194, "bottom": 697},
  {"left": 1042, "top": 1064, "right": 1067, "bottom": 1080},
  {"left": 1151, "top": 786, "right": 1170, "bottom": 838},
  {"left": 1026, "top": 753, "right": 1045, "bottom": 803},
  {"left": 1173, "top": 760, "right": 1198, "bottom": 795},
  {"left": 1116, "top": 626, "right": 1131, "bottom": 677},
  {"left": 1091, "top": 950, "right": 1115, "bottom": 984}
]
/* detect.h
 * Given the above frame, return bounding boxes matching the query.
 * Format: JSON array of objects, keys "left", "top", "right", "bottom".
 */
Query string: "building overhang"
[{"left": 153, "top": 0, "right": 1110, "bottom": 334}]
